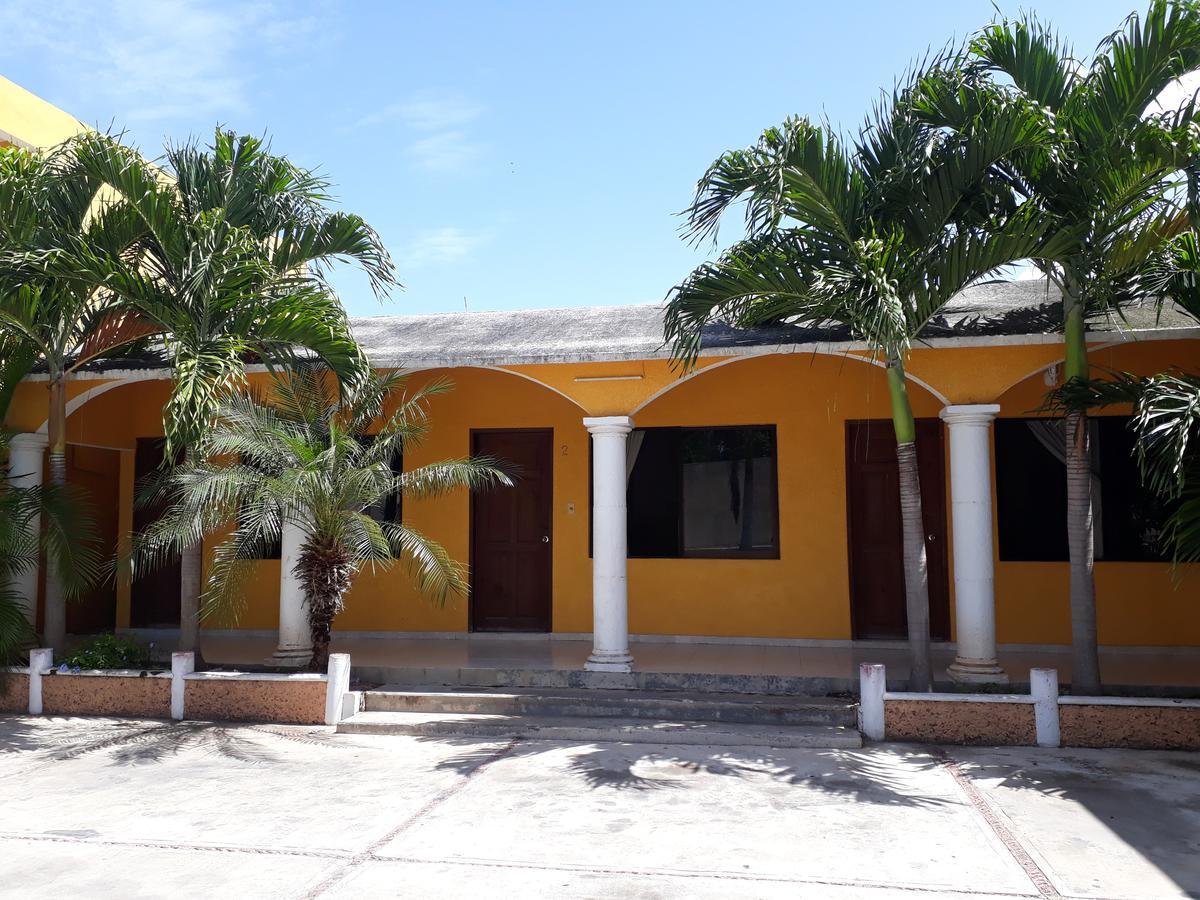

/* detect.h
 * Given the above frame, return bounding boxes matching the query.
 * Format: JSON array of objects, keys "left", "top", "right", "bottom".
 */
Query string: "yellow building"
[
  {"left": 2, "top": 79, "right": 1197, "bottom": 683},
  {"left": 4, "top": 283, "right": 1199, "bottom": 681}
]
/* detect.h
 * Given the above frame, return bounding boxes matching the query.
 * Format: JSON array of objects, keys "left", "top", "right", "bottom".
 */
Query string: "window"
[
  {"left": 623, "top": 425, "right": 779, "bottom": 559},
  {"left": 361, "top": 442, "right": 404, "bottom": 525},
  {"left": 995, "top": 417, "right": 1171, "bottom": 562}
]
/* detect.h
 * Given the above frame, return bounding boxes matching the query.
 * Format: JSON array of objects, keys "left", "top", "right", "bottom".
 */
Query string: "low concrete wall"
[
  {"left": 40, "top": 671, "right": 171, "bottom": 718},
  {"left": 1060, "top": 698, "right": 1200, "bottom": 750},
  {"left": 862, "top": 663, "right": 1200, "bottom": 750},
  {"left": 884, "top": 697, "right": 1037, "bottom": 745},
  {"left": 0, "top": 670, "right": 28, "bottom": 713},
  {"left": 184, "top": 673, "right": 328, "bottom": 725}
]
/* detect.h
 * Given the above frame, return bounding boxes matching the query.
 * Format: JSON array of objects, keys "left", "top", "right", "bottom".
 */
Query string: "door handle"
[
  {"left": 927, "top": 534, "right": 937, "bottom": 542},
  {"left": 542, "top": 535, "right": 550, "bottom": 543}
]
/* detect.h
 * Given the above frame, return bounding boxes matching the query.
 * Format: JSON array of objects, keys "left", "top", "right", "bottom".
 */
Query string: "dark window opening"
[
  {"left": 623, "top": 425, "right": 779, "bottom": 559},
  {"left": 361, "top": 441, "right": 404, "bottom": 525},
  {"left": 995, "top": 416, "right": 1172, "bottom": 562}
]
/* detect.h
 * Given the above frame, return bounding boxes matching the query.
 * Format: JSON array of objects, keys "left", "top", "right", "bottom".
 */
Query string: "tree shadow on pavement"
[{"left": 418, "top": 731, "right": 952, "bottom": 806}]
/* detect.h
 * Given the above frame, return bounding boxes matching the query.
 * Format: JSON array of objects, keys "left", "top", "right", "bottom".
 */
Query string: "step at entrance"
[{"left": 337, "top": 686, "right": 862, "bottom": 748}]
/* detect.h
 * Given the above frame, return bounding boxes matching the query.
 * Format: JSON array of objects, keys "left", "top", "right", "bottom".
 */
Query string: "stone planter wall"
[
  {"left": 1059, "top": 697, "right": 1200, "bottom": 750},
  {"left": 40, "top": 671, "right": 171, "bottom": 718},
  {"left": 184, "top": 673, "right": 328, "bottom": 725},
  {"left": 5, "top": 650, "right": 352, "bottom": 727},
  {"left": 860, "top": 663, "right": 1200, "bottom": 750},
  {"left": 0, "top": 669, "right": 28, "bottom": 713},
  {"left": 884, "top": 696, "right": 1037, "bottom": 745}
]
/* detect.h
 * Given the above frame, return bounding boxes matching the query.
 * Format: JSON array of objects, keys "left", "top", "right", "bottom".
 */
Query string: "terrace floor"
[{"left": 188, "top": 633, "right": 1200, "bottom": 692}]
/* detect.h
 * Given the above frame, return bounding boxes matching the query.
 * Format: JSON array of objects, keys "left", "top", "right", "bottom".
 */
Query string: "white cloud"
[
  {"left": 355, "top": 92, "right": 485, "bottom": 173},
  {"left": 400, "top": 227, "right": 489, "bottom": 268},
  {"left": 0, "top": 0, "right": 322, "bottom": 125},
  {"left": 357, "top": 96, "right": 482, "bottom": 131}
]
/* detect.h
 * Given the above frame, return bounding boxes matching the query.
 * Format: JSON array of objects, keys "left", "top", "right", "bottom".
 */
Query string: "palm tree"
[
  {"left": 1065, "top": 232, "right": 1200, "bottom": 565},
  {"left": 663, "top": 79, "right": 1059, "bottom": 690},
  {"left": 57, "top": 130, "right": 396, "bottom": 662},
  {"left": 135, "top": 367, "right": 512, "bottom": 670},
  {"left": 0, "top": 431, "right": 103, "bottom": 662},
  {"left": 0, "top": 138, "right": 146, "bottom": 651},
  {"left": 918, "top": 2, "right": 1200, "bottom": 692}
]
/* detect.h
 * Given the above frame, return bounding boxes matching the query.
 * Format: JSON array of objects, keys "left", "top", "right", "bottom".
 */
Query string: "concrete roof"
[
  {"left": 351, "top": 279, "right": 1196, "bottom": 368},
  {"left": 54, "top": 279, "right": 1198, "bottom": 376}
]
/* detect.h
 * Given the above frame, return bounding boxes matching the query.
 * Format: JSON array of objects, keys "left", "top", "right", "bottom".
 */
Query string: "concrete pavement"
[{"left": 0, "top": 715, "right": 1197, "bottom": 898}]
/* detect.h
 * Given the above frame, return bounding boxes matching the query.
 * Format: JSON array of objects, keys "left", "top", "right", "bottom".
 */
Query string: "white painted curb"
[
  {"left": 171, "top": 652, "right": 195, "bottom": 720},
  {"left": 27, "top": 648, "right": 52, "bottom": 715},
  {"left": 325, "top": 654, "right": 352, "bottom": 726}
]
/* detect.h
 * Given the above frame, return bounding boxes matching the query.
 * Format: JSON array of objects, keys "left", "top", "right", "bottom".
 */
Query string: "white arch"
[
  {"left": 992, "top": 336, "right": 1135, "bottom": 403},
  {"left": 631, "top": 347, "right": 950, "bottom": 415},
  {"left": 392, "top": 363, "right": 588, "bottom": 413},
  {"left": 35, "top": 377, "right": 139, "bottom": 435}
]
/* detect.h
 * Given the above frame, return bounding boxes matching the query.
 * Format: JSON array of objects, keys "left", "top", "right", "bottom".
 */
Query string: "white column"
[
  {"left": 584, "top": 416, "right": 634, "bottom": 673},
  {"left": 6, "top": 433, "right": 48, "bottom": 628},
  {"left": 939, "top": 404, "right": 1008, "bottom": 684},
  {"left": 270, "top": 519, "right": 311, "bottom": 667}
]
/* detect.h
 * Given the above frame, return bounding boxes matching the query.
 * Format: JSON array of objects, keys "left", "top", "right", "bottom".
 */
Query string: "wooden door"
[
  {"left": 130, "top": 438, "right": 182, "bottom": 628},
  {"left": 470, "top": 430, "right": 552, "bottom": 632},
  {"left": 846, "top": 419, "right": 950, "bottom": 640},
  {"left": 64, "top": 445, "right": 120, "bottom": 634}
]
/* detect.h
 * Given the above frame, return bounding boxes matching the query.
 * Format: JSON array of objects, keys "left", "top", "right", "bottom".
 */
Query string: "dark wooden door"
[
  {"left": 471, "top": 430, "right": 552, "bottom": 632},
  {"left": 846, "top": 419, "right": 950, "bottom": 640},
  {"left": 65, "top": 445, "right": 120, "bottom": 634},
  {"left": 130, "top": 438, "right": 182, "bottom": 628}
]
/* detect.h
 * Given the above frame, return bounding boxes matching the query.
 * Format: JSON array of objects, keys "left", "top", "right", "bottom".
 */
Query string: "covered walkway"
[{"left": 193, "top": 633, "right": 1200, "bottom": 693}]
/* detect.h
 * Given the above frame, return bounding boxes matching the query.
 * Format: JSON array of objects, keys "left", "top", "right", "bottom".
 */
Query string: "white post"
[
  {"left": 171, "top": 651, "right": 195, "bottom": 720},
  {"left": 28, "top": 647, "right": 52, "bottom": 715},
  {"left": 270, "top": 519, "right": 311, "bottom": 667},
  {"left": 1031, "top": 667, "right": 1061, "bottom": 748},
  {"left": 6, "top": 433, "right": 48, "bottom": 628},
  {"left": 584, "top": 416, "right": 635, "bottom": 673},
  {"left": 325, "top": 653, "right": 352, "bottom": 726},
  {"left": 940, "top": 404, "right": 1008, "bottom": 684},
  {"left": 858, "top": 663, "right": 886, "bottom": 741}
]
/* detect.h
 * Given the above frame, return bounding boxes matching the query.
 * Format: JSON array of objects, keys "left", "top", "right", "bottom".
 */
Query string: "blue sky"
[{"left": 1, "top": 0, "right": 1148, "bottom": 316}]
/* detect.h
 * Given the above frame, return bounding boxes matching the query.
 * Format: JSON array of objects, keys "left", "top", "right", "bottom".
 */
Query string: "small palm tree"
[
  {"left": 0, "top": 432, "right": 103, "bottom": 662},
  {"left": 664, "top": 77, "right": 1058, "bottom": 690},
  {"left": 920, "top": 2, "right": 1200, "bottom": 692},
  {"left": 136, "top": 367, "right": 512, "bottom": 670}
]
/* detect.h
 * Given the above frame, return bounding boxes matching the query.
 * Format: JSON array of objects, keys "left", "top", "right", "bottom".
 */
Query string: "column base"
[
  {"left": 268, "top": 646, "right": 311, "bottom": 668},
  {"left": 947, "top": 658, "right": 1009, "bottom": 685},
  {"left": 584, "top": 650, "right": 634, "bottom": 674}
]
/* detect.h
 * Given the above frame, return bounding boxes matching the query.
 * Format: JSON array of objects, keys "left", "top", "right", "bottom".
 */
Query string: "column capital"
[
  {"left": 939, "top": 404, "right": 1001, "bottom": 427},
  {"left": 583, "top": 415, "right": 634, "bottom": 436},
  {"left": 7, "top": 432, "right": 49, "bottom": 452}
]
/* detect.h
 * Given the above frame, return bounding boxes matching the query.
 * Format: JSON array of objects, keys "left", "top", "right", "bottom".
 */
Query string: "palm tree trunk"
[
  {"left": 1063, "top": 294, "right": 1101, "bottom": 695},
  {"left": 888, "top": 360, "right": 933, "bottom": 692},
  {"left": 295, "top": 535, "right": 353, "bottom": 672},
  {"left": 178, "top": 539, "right": 206, "bottom": 667},
  {"left": 43, "top": 373, "right": 67, "bottom": 651}
]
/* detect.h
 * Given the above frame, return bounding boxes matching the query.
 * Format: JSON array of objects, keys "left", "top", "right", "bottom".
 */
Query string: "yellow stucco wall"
[
  {"left": 0, "top": 75, "right": 85, "bottom": 149},
  {"left": 4, "top": 333, "right": 1198, "bottom": 646}
]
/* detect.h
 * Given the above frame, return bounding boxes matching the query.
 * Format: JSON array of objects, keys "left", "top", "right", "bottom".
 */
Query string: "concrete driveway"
[{"left": 0, "top": 716, "right": 1197, "bottom": 899}]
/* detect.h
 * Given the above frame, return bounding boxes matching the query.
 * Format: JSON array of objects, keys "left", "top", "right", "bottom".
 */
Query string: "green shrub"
[{"left": 60, "top": 633, "right": 152, "bottom": 670}]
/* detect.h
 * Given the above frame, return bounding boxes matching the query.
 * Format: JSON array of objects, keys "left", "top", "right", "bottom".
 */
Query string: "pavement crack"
[
  {"left": 935, "top": 748, "right": 1061, "bottom": 899},
  {"left": 301, "top": 737, "right": 523, "bottom": 899}
]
